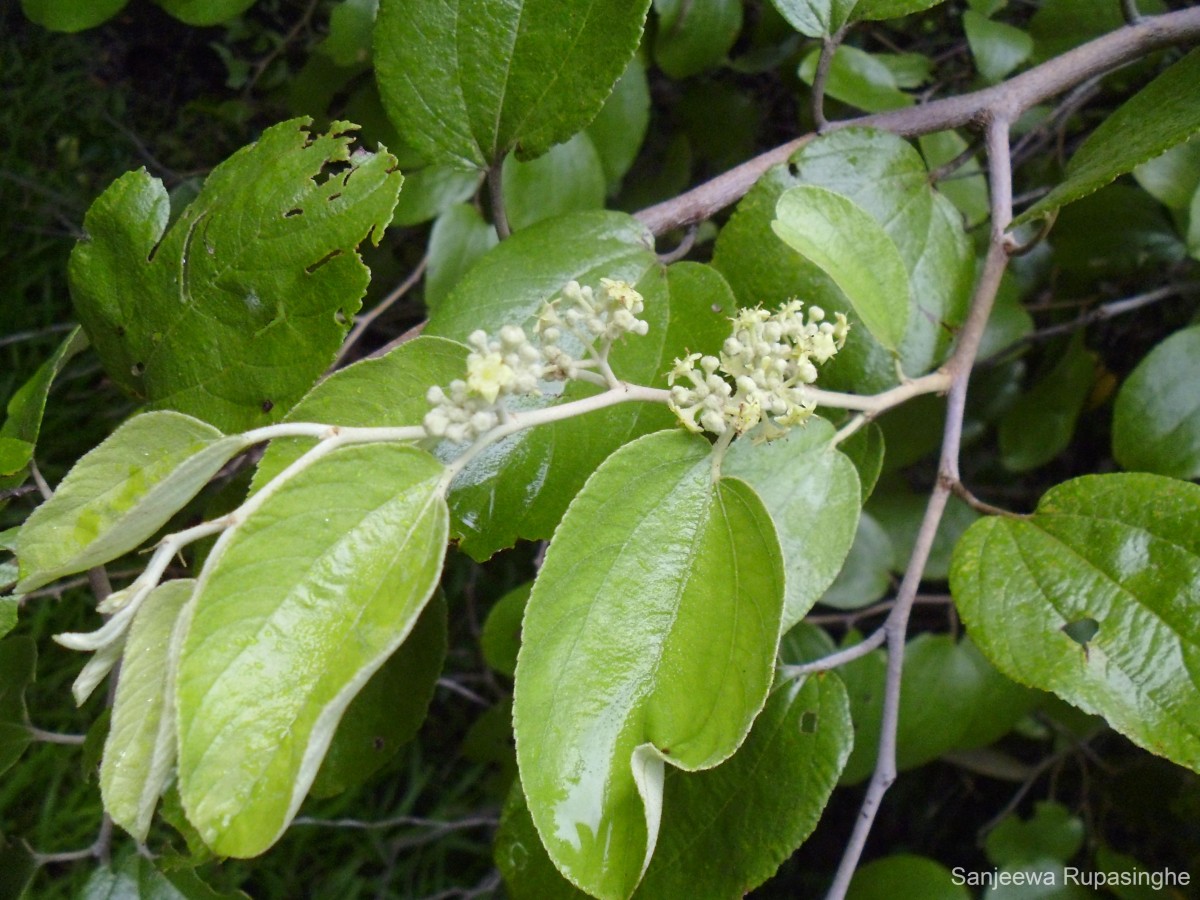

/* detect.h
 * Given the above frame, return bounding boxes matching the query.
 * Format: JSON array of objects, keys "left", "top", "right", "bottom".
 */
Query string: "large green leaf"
[
  {"left": 154, "top": 0, "right": 256, "bottom": 25},
  {"left": 769, "top": 0, "right": 858, "bottom": 38},
  {"left": 950, "top": 474, "right": 1200, "bottom": 773},
  {"left": 798, "top": 46, "right": 915, "bottom": 113},
  {"left": 501, "top": 133, "right": 607, "bottom": 231},
  {"left": 774, "top": 184, "right": 911, "bottom": 353},
  {"left": 19, "top": 0, "right": 128, "bottom": 31},
  {"left": 652, "top": 0, "right": 743, "bottom": 79},
  {"left": 101, "top": 580, "right": 194, "bottom": 841},
  {"left": 1017, "top": 48, "right": 1200, "bottom": 225},
  {"left": 425, "top": 204, "right": 498, "bottom": 312},
  {"left": 69, "top": 118, "right": 402, "bottom": 432},
  {"left": 0, "top": 637, "right": 35, "bottom": 777},
  {"left": 17, "top": 412, "right": 247, "bottom": 593},
  {"left": 374, "top": 0, "right": 651, "bottom": 169},
  {"left": 713, "top": 128, "right": 972, "bottom": 391},
  {"left": 514, "top": 430, "right": 785, "bottom": 899},
  {"left": 0, "top": 327, "right": 88, "bottom": 489},
  {"left": 176, "top": 443, "right": 448, "bottom": 856},
  {"left": 1112, "top": 325, "right": 1200, "bottom": 480},
  {"left": 723, "top": 418, "right": 862, "bottom": 630},
  {"left": 427, "top": 214, "right": 730, "bottom": 561},
  {"left": 251, "top": 335, "right": 467, "bottom": 492},
  {"left": 963, "top": 9, "right": 1033, "bottom": 83},
  {"left": 847, "top": 855, "right": 970, "bottom": 900},
  {"left": 585, "top": 56, "right": 651, "bottom": 194},
  {"left": 310, "top": 590, "right": 447, "bottom": 798},
  {"left": 500, "top": 675, "right": 851, "bottom": 899}
]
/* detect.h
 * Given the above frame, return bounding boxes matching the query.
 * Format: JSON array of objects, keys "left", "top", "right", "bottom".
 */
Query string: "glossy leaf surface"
[
  {"left": 1112, "top": 325, "right": 1200, "bottom": 480},
  {"left": 723, "top": 418, "right": 862, "bottom": 629},
  {"left": 69, "top": 118, "right": 401, "bottom": 432},
  {"left": 1017, "top": 48, "right": 1200, "bottom": 225},
  {"left": 514, "top": 431, "right": 784, "bottom": 899},
  {"left": 774, "top": 184, "right": 910, "bottom": 353},
  {"left": 374, "top": 0, "right": 651, "bottom": 168},
  {"left": 101, "top": 580, "right": 193, "bottom": 841},
  {"left": 177, "top": 444, "right": 448, "bottom": 856},
  {"left": 18, "top": 412, "right": 246, "bottom": 592},
  {"left": 951, "top": 474, "right": 1200, "bottom": 774}
]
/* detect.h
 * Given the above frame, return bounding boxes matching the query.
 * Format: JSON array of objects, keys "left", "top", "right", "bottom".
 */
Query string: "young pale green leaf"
[
  {"left": 963, "top": 9, "right": 1032, "bottom": 83},
  {"left": 426, "top": 204, "right": 499, "bottom": 312},
  {"left": 852, "top": 0, "right": 947, "bottom": 19},
  {"left": 177, "top": 443, "right": 448, "bottom": 857},
  {"left": 69, "top": 118, "right": 402, "bottom": 432},
  {"left": 723, "top": 418, "right": 862, "bottom": 630},
  {"left": 514, "top": 430, "right": 785, "bottom": 900},
  {"left": 427, "top": 216, "right": 729, "bottom": 561},
  {"left": 480, "top": 582, "right": 530, "bottom": 679},
  {"left": 950, "top": 474, "right": 1200, "bottom": 774},
  {"left": 250, "top": 336, "right": 468, "bottom": 493},
  {"left": 153, "top": 0, "right": 256, "bottom": 25},
  {"left": 1112, "top": 325, "right": 1200, "bottom": 480},
  {"left": 846, "top": 855, "right": 970, "bottom": 900},
  {"left": 652, "top": 0, "right": 743, "bottom": 79},
  {"left": 1016, "top": 48, "right": 1200, "bottom": 225},
  {"left": 585, "top": 56, "right": 651, "bottom": 194},
  {"left": 998, "top": 336, "right": 1095, "bottom": 473},
  {"left": 501, "top": 134, "right": 607, "bottom": 232},
  {"left": 19, "top": 0, "right": 127, "bottom": 31},
  {"left": 0, "top": 637, "right": 35, "bottom": 777},
  {"left": 17, "top": 412, "right": 246, "bottom": 593},
  {"left": 714, "top": 128, "right": 972, "bottom": 391},
  {"left": 310, "top": 590, "right": 447, "bottom": 798},
  {"left": 769, "top": 0, "right": 858, "bottom": 38},
  {"left": 0, "top": 326, "right": 88, "bottom": 486},
  {"left": 374, "top": 0, "right": 651, "bottom": 169},
  {"left": 320, "top": 0, "right": 377, "bottom": 67},
  {"left": 501, "top": 675, "right": 851, "bottom": 899},
  {"left": 1133, "top": 138, "right": 1200, "bottom": 210},
  {"left": 773, "top": 184, "right": 911, "bottom": 353},
  {"left": 101, "top": 580, "right": 194, "bottom": 842},
  {"left": 798, "top": 46, "right": 914, "bottom": 113}
]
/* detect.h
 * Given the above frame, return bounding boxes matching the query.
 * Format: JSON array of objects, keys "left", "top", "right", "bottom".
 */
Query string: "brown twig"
[
  {"left": 812, "top": 25, "right": 850, "bottom": 131},
  {"left": 334, "top": 256, "right": 429, "bottom": 366}
]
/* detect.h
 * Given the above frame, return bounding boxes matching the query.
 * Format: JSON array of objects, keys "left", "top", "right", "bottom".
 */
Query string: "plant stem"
[
  {"left": 811, "top": 25, "right": 848, "bottom": 131},
  {"left": 335, "top": 255, "right": 428, "bottom": 366},
  {"left": 488, "top": 162, "right": 511, "bottom": 239}
]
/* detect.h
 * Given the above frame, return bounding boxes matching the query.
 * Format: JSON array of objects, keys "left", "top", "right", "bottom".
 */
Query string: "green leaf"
[
  {"left": 250, "top": 336, "right": 468, "bottom": 493},
  {"left": 714, "top": 128, "right": 973, "bottom": 391},
  {"left": 310, "top": 590, "right": 447, "bottom": 798},
  {"left": 1112, "top": 325, "right": 1200, "bottom": 480},
  {"left": 819, "top": 512, "right": 893, "bottom": 611},
  {"left": 481, "top": 583, "right": 530, "bottom": 679},
  {"left": 19, "top": 0, "right": 128, "bottom": 31},
  {"left": 723, "top": 418, "right": 862, "bottom": 630},
  {"left": 0, "top": 833, "right": 35, "bottom": 900},
  {"left": 17, "top": 412, "right": 246, "bottom": 593},
  {"left": 0, "top": 326, "right": 88, "bottom": 484},
  {"left": 1016, "top": 49, "right": 1200, "bottom": 225},
  {"left": 998, "top": 336, "right": 1095, "bottom": 473},
  {"left": 374, "top": 0, "right": 652, "bottom": 168},
  {"left": 839, "top": 421, "right": 885, "bottom": 501},
  {"left": 1049, "top": 185, "right": 1185, "bottom": 279},
  {"left": 585, "top": 56, "right": 651, "bottom": 194},
  {"left": 852, "top": 0, "right": 947, "bottom": 20},
  {"left": 773, "top": 184, "right": 911, "bottom": 353},
  {"left": 987, "top": 801, "right": 1085, "bottom": 867},
  {"left": 652, "top": 0, "right": 743, "bottom": 79},
  {"left": 320, "top": 0, "right": 377, "bottom": 67},
  {"left": 69, "top": 118, "right": 402, "bottom": 432},
  {"left": 920, "top": 131, "right": 989, "bottom": 228},
  {"left": 514, "top": 430, "right": 784, "bottom": 899},
  {"left": 950, "top": 474, "right": 1200, "bottom": 774},
  {"left": 868, "top": 488, "right": 979, "bottom": 580},
  {"left": 1133, "top": 138, "right": 1200, "bottom": 210},
  {"left": 153, "top": 0, "right": 257, "bottom": 26},
  {"left": 501, "top": 134, "right": 607, "bottom": 232},
  {"left": 389, "top": 163, "right": 480, "bottom": 227},
  {"left": 177, "top": 443, "right": 448, "bottom": 856},
  {"left": 769, "top": 0, "right": 858, "bottom": 38},
  {"left": 428, "top": 216, "right": 730, "bottom": 561},
  {"left": 847, "top": 855, "right": 970, "bottom": 900},
  {"left": 963, "top": 10, "right": 1032, "bottom": 83},
  {"left": 0, "top": 637, "right": 35, "bottom": 776},
  {"left": 635, "top": 675, "right": 852, "bottom": 897},
  {"left": 101, "top": 581, "right": 194, "bottom": 842},
  {"left": 798, "top": 45, "right": 914, "bottom": 113},
  {"left": 82, "top": 856, "right": 250, "bottom": 899},
  {"left": 0, "top": 597, "right": 17, "bottom": 640},
  {"left": 426, "top": 205, "right": 498, "bottom": 313},
  {"left": 1028, "top": 0, "right": 1165, "bottom": 65}
]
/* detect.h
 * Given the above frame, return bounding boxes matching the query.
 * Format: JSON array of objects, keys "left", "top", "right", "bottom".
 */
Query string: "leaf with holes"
[
  {"left": 69, "top": 118, "right": 402, "bottom": 432},
  {"left": 374, "top": 0, "right": 651, "bottom": 169},
  {"left": 950, "top": 474, "right": 1200, "bottom": 774},
  {"left": 514, "top": 430, "right": 784, "bottom": 899},
  {"left": 176, "top": 443, "right": 448, "bottom": 856}
]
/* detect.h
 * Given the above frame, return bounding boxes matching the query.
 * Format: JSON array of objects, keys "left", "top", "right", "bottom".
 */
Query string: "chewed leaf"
[{"left": 69, "top": 118, "right": 403, "bottom": 432}]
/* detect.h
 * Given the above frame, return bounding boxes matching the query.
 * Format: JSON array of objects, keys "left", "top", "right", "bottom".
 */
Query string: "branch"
[
  {"left": 634, "top": 6, "right": 1200, "bottom": 234},
  {"left": 334, "top": 256, "right": 428, "bottom": 366},
  {"left": 812, "top": 25, "right": 849, "bottom": 131}
]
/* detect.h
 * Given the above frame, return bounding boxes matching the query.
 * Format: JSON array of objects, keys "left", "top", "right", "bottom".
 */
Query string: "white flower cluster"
[
  {"left": 424, "top": 279, "right": 649, "bottom": 443},
  {"left": 668, "top": 301, "right": 849, "bottom": 438}
]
